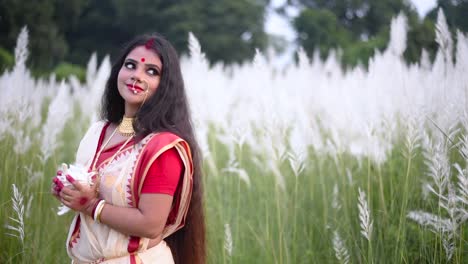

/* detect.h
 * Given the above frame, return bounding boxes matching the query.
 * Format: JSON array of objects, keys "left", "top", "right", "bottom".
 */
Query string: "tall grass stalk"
[
  {"left": 5, "top": 184, "right": 25, "bottom": 247},
  {"left": 1, "top": 10, "right": 468, "bottom": 264},
  {"left": 358, "top": 187, "right": 373, "bottom": 263},
  {"left": 394, "top": 123, "right": 420, "bottom": 261}
]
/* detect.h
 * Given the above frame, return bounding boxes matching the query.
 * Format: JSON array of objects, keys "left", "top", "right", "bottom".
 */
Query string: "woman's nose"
[
  {"left": 130, "top": 72, "right": 148, "bottom": 91},
  {"left": 131, "top": 72, "right": 142, "bottom": 81},
  {"left": 131, "top": 68, "right": 145, "bottom": 82}
]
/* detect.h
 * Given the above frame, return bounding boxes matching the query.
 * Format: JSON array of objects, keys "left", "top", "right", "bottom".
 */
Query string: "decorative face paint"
[
  {"left": 79, "top": 197, "right": 88, "bottom": 205},
  {"left": 141, "top": 58, "right": 145, "bottom": 62},
  {"left": 117, "top": 45, "right": 162, "bottom": 106},
  {"left": 145, "top": 38, "right": 155, "bottom": 49}
]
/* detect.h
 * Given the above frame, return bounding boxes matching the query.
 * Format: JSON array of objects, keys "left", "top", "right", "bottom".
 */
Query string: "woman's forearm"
[
  {"left": 96, "top": 194, "right": 173, "bottom": 239},
  {"left": 98, "top": 204, "right": 160, "bottom": 239},
  {"left": 57, "top": 175, "right": 173, "bottom": 240}
]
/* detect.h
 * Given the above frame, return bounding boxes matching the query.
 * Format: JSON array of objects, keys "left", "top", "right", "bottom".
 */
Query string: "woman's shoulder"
[
  {"left": 138, "top": 131, "right": 194, "bottom": 159},
  {"left": 86, "top": 120, "right": 107, "bottom": 135},
  {"left": 74, "top": 121, "right": 107, "bottom": 165},
  {"left": 143, "top": 131, "right": 185, "bottom": 149}
]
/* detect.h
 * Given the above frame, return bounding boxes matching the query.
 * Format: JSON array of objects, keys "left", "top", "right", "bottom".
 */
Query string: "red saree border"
[
  {"left": 129, "top": 132, "right": 194, "bottom": 236},
  {"left": 87, "top": 122, "right": 111, "bottom": 173},
  {"left": 130, "top": 132, "right": 189, "bottom": 206}
]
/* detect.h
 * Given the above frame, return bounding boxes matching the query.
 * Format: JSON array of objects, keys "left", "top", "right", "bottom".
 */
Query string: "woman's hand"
[
  {"left": 51, "top": 173, "right": 64, "bottom": 201},
  {"left": 58, "top": 175, "right": 99, "bottom": 216}
]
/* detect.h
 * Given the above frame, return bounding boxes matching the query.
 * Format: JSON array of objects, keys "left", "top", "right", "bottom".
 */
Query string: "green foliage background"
[
  {"left": 0, "top": 0, "right": 269, "bottom": 71},
  {"left": 1, "top": 0, "right": 467, "bottom": 73},
  {"left": 288, "top": 0, "right": 468, "bottom": 67}
]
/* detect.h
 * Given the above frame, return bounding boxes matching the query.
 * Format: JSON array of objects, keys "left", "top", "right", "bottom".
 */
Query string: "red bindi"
[{"left": 141, "top": 58, "right": 145, "bottom": 62}]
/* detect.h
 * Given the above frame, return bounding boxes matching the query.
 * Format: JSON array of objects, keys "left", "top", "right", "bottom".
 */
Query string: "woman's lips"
[{"left": 126, "top": 84, "right": 144, "bottom": 92}]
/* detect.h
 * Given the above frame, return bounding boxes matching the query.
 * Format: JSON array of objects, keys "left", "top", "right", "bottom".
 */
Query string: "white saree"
[{"left": 66, "top": 122, "right": 193, "bottom": 264}]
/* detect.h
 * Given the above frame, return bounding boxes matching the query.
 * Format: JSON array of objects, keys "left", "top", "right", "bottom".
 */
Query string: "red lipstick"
[{"left": 126, "top": 84, "right": 144, "bottom": 92}]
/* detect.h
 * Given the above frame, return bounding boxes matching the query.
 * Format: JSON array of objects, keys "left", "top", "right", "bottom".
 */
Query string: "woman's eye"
[
  {"left": 147, "top": 68, "right": 160, "bottom": 76},
  {"left": 124, "top": 62, "right": 135, "bottom": 69}
]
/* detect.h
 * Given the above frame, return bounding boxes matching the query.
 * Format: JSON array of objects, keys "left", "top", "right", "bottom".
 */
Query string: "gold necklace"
[{"left": 118, "top": 117, "right": 135, "bottom": 136}]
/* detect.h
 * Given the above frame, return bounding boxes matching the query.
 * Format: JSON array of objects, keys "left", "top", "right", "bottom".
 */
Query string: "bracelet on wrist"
[
  {"left": 91, "top": 199, "right": 103, "bottom": 218},
  {"left": 93, "top": 200, "right": 106, "bottom": 223}
]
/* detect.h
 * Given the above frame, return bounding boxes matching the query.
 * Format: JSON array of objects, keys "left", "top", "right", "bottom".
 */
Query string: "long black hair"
[{"left": 101, "top": 33, "right": 206, "bottom": 264}]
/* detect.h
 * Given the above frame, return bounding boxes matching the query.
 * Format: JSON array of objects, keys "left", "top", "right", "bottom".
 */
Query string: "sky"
[
  {"left": 411, "top": 0, "right": 438, "bottom": 17},
  {"left": 264, "top": 0, "right": 438, "bottom": 67}
]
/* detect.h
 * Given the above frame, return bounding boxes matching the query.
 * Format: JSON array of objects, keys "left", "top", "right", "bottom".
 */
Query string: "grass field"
[{"left": 1, "top": 13, "right": 468, "bottom": 263}]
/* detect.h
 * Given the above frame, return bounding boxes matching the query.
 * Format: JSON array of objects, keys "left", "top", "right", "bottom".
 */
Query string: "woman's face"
[{"left": 117, "top": 45, "right": 163, "bottom": 108}]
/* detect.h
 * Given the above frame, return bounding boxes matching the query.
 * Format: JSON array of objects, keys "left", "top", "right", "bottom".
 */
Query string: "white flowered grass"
[
  {"left": 1, "top": 11, "right": 468, "bottom": 263},
  {"left": 5, "top": 184, "right": 25, "bottom": 245}
]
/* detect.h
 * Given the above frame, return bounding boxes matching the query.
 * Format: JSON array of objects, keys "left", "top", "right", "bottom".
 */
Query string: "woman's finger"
[
  {"left": 61, "top": 193, "right": 74, "bottom": 203},
  {"left": 61, "top": 186, "right": 80, "bottom": 197},
  {"left": 53, "top": 177, "right": 65, "bottom": 188},
  {"left": 67, "top": 175, "right": 85, "bottom": 192},
  {"left": 59, "top": 189, "right": 74, "bottom": 199},
  {"left": 61, "top": 197, "right": 72, "bottom": 208}
]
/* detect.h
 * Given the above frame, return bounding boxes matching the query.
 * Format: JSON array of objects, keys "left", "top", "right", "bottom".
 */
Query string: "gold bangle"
[
  {"left": 92, "top": 199, "right": 104, "bottom": 221},
  {"left": 95, "top": 200, "right": 106, "bottom": 223},
  {"left": 97, "top": 203, "right": 105, "bottom": 223}
]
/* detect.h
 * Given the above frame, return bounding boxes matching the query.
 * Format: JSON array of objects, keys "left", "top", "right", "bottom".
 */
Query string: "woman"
[{"left": 52, "top": 33, "right": 206, "bottom": 264}]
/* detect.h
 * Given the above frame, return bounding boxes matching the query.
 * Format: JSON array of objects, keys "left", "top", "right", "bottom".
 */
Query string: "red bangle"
[{"left": 91, "top": 199, "right": 103, "bottom": 217}]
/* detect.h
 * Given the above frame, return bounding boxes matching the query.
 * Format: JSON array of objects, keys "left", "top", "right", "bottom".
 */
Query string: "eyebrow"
[{"left": 125, "top": 58, "right": 162, "bottom": 71}]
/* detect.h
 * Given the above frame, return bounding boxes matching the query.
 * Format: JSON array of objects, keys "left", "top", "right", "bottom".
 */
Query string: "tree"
[
  {"left": 404, "top": 17, "right": 437, "bottom": 64},
  {"left": 426, "top": 0, "right": 468, "bottom": 33},
  {"left": 0, "top": 0, "right": 68, "bottom": 70},
  {"left": 287, "top": 0, "right": 436, "bottom": 67},
  {"left": 288, "top": 0, "right": 417, "bottom": 38},
  {"left": 56, "top": 0, "right": 269, "bottom": 66},
  {"left": 0, "top": 0, "right": 269, "bottom": 69},
  {"left": 190, "top": 0, "right": 269, "bottom": 65},
  {"left": 294, "top": 8, "right": 351, "bottom": 59}
]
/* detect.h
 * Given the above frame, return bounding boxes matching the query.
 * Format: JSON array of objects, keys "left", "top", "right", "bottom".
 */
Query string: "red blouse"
[{"left": 94, "top": 123, "right": 183, "bottom": 196}]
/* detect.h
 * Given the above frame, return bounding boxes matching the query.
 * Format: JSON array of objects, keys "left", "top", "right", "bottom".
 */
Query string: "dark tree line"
[
  {"left": 286, "top": 0, "right": 468, "bottom": 67},
  {"left": 0, "top": 0, "right": 467, "bottom": 73},
  {"left": 0, "top": 0, "right": 268, "bottom": 71}
]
